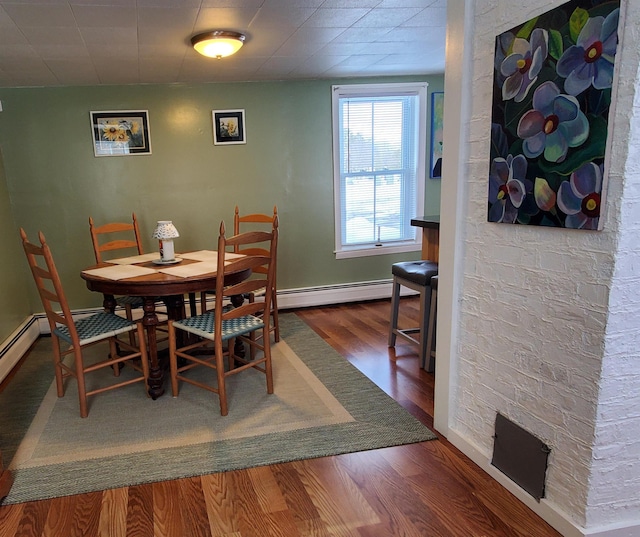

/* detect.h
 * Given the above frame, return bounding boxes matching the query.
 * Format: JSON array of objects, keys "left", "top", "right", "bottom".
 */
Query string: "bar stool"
[
  {"left": 388, "top": 261, "right": 438, "bottom": 371},
  {"left": 425, "top": 275, "right": 438, "bottom": 372}
]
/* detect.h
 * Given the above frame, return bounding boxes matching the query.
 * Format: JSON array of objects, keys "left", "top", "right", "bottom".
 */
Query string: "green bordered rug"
[{"left": 0, "top": 313, "right": 436, "bottom": 505}]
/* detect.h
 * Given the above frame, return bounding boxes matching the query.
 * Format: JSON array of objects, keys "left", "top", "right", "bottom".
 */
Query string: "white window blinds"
[{"left": 332, "top": 83, "right": 427, "bottom": 258}]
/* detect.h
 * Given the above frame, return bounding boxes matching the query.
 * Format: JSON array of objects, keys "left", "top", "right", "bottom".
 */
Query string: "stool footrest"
[{"left": 392, "top": 327, "right": 421, "bottom": 347}]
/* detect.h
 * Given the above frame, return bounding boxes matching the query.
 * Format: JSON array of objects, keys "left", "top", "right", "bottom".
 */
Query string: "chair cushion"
[
  {"left": 54, "top": 312, "right": 136, "bottom": 345},
  {"left": 173, "top": 311, "right": 264, "bottom": 342},
  {"left": 392, "top": 261, "right": 438, "bottom": 287}
]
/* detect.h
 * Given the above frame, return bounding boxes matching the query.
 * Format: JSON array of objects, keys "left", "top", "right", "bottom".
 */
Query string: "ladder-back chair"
[
  {"left": 200, "top": 206, "right": 280, "bottom": 344},
  {"left": 89, "top": 213, "right": 145, "bottom": 327},
  {"left": 20, "top": 228, "right": 149, "bottom": 418},
  {"left": 235, "top": 205, "right": 280, "bottom": 342},
  {"left": 169, "top": 218, "right": 278, "bottom": 416}
]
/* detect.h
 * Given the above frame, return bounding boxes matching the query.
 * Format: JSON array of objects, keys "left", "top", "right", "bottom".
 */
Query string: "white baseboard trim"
[
  {"left": 446, "top": 429, "right": 640, "bottom": 537},
  {"left": 0, "top": 316, "right": 40, "bottom": 385},
  {"left": 276, "top": 278, "right": 414, "bottom": 310},
  {"left": 583, "top": 523, "right": 640, "bottom": 537},
  {"left": 1, "top": 280, "right": 406, "bottom": 384}
]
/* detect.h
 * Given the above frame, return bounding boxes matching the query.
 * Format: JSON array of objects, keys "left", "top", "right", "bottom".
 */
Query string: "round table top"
[{"left": 81, "top": 256, "right": 251, "bottom": 297}]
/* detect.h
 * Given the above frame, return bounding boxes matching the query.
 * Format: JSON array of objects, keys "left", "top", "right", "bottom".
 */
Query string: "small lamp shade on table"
[{"left": 152, "top": 221, "right": 179, "bottom": 262}]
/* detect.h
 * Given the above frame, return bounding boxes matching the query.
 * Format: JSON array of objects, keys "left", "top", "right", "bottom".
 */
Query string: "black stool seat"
[{"left": 391, "top": 261, "right": 438, "bottom": 287}]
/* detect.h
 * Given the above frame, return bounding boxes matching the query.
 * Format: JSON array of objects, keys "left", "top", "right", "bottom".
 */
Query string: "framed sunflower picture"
[
  {"left": 212, "top": 109, "right": 246, "bottom": 145},
  {"left": 90, "top": 110, "right": 151, "bottom": 156}
]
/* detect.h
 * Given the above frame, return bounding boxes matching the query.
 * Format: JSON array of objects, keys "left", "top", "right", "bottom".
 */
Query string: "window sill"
[{"left": 335, "top": 243, "right": 421, "bottom": 260}]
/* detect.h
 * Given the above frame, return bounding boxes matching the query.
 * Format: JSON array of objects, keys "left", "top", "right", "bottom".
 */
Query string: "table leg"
[
  {"left": 103, "top": 294, "right": 117, "bottom": 313},
  {"left": 142, "top": 297, "right": 164, "bottom": 399},
  {"left": 188, "top": 292, "right": 197, "bottom": 317},
  {"left": 165, "top": 295, "right": 186, "bottom": 322}
]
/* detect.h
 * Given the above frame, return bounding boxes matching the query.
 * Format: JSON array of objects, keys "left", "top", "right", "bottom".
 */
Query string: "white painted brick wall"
[
  {"left": 453, "top": 0, "right": 640, "bottom": 531},
  {"left": 584, "top": 0, "right": 640, "bottom": 522}
]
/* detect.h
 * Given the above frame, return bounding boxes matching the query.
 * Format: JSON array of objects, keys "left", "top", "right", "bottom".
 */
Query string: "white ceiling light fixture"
[{"left": 191, "top": 31, "right": 246, "bottom": 59}]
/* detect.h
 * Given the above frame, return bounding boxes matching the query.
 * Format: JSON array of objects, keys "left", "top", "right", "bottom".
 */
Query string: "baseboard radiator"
[{"left": 1, "top": 278, "right": 417, "bottom": 384}]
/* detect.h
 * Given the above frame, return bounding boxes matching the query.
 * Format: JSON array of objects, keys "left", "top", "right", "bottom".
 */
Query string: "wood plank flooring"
[{"left": 0, "top": 299, "right": 562, "bottom": 537}]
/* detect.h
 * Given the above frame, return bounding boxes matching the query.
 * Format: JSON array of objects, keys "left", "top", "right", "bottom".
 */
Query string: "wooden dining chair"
[
  {"left": 20, "top": 228, "right": 149, "bottom": 418},
  {"left": 168, "top": 218, "right": 278, "bottom": 416},
  {"left": 89, "top": 213, "right": 168, "bottom": 344},
  {"left": 89, "top": 214, "right": 145, "bottom": 326},
  {"left": 201, "top": 206, "right": 280, "bottom": 341}
]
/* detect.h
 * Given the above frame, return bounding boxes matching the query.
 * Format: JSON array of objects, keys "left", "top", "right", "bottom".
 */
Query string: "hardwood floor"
[{"left": 0, "top": 299, "right": 561, "bottom": 537}]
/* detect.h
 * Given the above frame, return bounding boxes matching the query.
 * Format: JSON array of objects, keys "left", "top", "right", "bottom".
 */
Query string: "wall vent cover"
[{"left": 491, "top": 413, "right": 551, "bottom": 501}]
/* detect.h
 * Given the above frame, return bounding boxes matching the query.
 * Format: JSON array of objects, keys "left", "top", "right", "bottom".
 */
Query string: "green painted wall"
[
  {"left": 0, "top": 148, "right": 32, "bottom": 342},
  {"left": 0, "top": 75, "right": 443, "bottom": 318}
]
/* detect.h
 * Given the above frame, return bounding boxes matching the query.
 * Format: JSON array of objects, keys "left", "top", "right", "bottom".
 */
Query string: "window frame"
[{"left": 331, "top": 82, "right": 428, "bottom": 259}]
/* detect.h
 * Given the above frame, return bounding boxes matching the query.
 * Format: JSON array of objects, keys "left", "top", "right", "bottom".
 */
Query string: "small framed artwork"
[
  {"left": 212, "top": 109, "right": 246, "bottom": 145},
  {"left": 430, "top": 92, "right": 444, "bottom": 178},
  {"left": 90, "top": 110, "right": 151, "bottom": 156}
]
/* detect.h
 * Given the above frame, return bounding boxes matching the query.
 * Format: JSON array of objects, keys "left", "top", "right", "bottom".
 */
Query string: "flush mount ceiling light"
[{"left": 191, "top": 30, "right": 246, "bottom": 59}]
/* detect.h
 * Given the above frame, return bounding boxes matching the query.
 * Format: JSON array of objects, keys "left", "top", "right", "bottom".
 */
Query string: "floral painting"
[
  {"left": 91, "top": 111, "right": 151, "bottom": 156},
  {"left": 488, "top": 0, "right": 620, "bottom": 229},
  {"left": 430, "top": 92, "right": 444, "bottom": 178}
]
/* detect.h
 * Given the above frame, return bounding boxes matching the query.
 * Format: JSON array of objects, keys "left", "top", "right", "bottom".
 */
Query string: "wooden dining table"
[{"left": 81, "top": 251, "right": 250, "bottom": 399}]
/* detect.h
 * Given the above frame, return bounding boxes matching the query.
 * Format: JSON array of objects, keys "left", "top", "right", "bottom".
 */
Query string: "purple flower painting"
[{"left": 489, "top": 0, "right": 620, "bottom": 229}]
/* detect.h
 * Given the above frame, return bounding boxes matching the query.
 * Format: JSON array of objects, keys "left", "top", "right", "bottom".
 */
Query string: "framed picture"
[
  {"left": 430, "top": 92, "right": 444, "bottom": 178},
  {"left": 212, "top": 109, "right": 246, "bottom": 145},
  {"left": 90, "top": 110, "right": 151, "bottom": 156},
  {"left": 488, "top": 0, "right": 620, "bottom": 228}
]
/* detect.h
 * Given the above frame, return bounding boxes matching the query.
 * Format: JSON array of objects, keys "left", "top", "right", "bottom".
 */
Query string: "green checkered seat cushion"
[
  {"left": 173, "top": 311, "right": 264, "bottom": 341},
  {"left": 54, "top": 312, "right": 137, "bottom": 346}
]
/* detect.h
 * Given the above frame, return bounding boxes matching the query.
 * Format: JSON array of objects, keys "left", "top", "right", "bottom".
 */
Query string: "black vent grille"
[{"left": 491, "top": 413, "right": 551, "bottom": 501}]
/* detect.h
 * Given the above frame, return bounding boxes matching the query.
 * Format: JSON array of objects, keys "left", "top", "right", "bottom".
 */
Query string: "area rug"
[{"left": 0, "top": 313, "right": 436, "bottom": 505}]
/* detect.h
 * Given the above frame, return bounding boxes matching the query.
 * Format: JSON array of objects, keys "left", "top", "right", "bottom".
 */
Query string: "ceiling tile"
[
  {"left": 94, "top": 59, "right": 139, "bottom": 83},
  {"left": 21, "top": 26, "right": 86, "bottom": 47},
  {"left": 301, "top": 8, "right": 370, "bottom": 27},
  {"left": 0, "top": 44, "right": 38, "bottom": 59},
  {"left": 331, "top": 26, "right": 394, "bottom": 42},
  {"left": 193, "top": 7, "right": 260, "bottom": 31},
  {"left": 68, "top": 0, "right": 136, "bottom": 6},
  {"left": 1, "top": 3, "right": 75, "bottom": 26},
  {"left": 137, "top": 6, "right": 199, "bottom": 28},
  {"left": 136, "top": 0, "right": 201, "bottom": 7},
  {"left": 87, "top": 43, "right": 139, "bottom": 60},
  {"left": 45, "top": 59, "right": 99, "bottom": 85},
  {"left": 402, "top": 6, "right": 447, "bottom": 26},
  {"left": 0, "top": 24, "right": 28, "bottom": 45},
  {"left": 353, "top": 7, "right": 422, "bottom": 27},
  {"left": 201, "top": 0, "right": 264, "bottom": 6},
  {"left": 71, "top": 5, "right": 137, "bottom": 27},
  {"left": 79, "top": 26, "right": 138, "bottom": 46},
  {"left": 35, "top": 44, "right": 90, "bottom": 60},
  {"left": 248, "top": 6, "right": 316, "bottom": 29}
]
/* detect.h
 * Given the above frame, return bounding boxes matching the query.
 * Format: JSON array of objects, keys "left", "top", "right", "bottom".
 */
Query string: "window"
[{"left": 332, "top": 82, "right": 427, "bottom": 259}]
